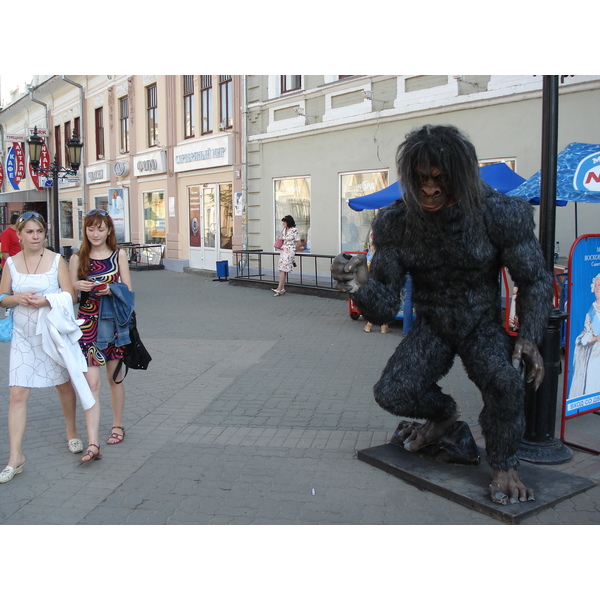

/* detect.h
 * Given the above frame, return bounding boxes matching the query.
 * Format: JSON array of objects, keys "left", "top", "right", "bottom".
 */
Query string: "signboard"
[
  {"left": 189, "top": 186, "right": 201, "bottom": 247},
  {"left": 173, "top": 136, "right": 232, "bottom": 173},
  {"left": 108, "top": 187, "right": 128, "bottom": 244},
  {"left": 29, "top": 142, "right": 51, "bottom": 191},
  {"left": 561, "top": 234, "right": 600, "bottom": 451},
  {"left": 5, "top": 143, "right": 25, "bottom": 190}
]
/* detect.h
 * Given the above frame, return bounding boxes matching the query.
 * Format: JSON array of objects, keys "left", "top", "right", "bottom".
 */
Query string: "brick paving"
[{"left": 0, "top": 268, "right": 599, "bottom": 525}]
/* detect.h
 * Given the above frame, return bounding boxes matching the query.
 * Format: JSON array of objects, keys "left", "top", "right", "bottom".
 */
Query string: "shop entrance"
[{"left": 189, "top": 183, "right": 233, "bottom": 271}]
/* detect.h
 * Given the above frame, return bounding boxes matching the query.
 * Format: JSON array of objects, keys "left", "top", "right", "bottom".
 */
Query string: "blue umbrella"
[
  {"left": 507, "top": 142, "right": 600, "bottom": 207},
  {"left": 348, "top": 163, "right": 526, "bottom": 211}
]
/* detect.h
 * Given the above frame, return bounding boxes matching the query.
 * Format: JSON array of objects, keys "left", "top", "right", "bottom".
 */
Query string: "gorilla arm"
[{"left": 487, "top": 193, "right": 554, "bottom": 390}]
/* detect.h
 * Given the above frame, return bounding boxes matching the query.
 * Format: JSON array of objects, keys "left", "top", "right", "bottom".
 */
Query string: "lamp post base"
[{"left": 517, "top": 437, "right": 573, "bottom": 465}]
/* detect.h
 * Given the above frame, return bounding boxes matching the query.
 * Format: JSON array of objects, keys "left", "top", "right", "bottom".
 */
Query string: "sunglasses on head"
[
  {"left": 19, "top": 211, "right": 45, "bottom": 223},
  {"left": 87, "top": 209, "right": 108, "bottom": 216}
]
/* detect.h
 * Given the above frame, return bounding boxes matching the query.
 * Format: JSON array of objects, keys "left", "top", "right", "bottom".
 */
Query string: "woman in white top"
[{"left": 0, "top": 212, "right": 96, "bottom": 483}]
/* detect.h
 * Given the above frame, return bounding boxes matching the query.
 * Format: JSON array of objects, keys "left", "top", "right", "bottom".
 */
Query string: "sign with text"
[
  {"left": 563, "top": 234, "right": 600, "bottom": 419},
  {"left": 5, "top": 143, "right": 25, "bottom": 190}
]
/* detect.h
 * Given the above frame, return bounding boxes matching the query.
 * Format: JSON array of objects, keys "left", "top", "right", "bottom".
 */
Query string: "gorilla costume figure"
[{"left": 332, "top": 125, "right": 553, "bottom": 505}]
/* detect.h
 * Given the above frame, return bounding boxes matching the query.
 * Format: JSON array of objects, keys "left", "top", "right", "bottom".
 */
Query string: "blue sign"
[{"left": 564, "top": 234, "right": 600, "bottom": 417}]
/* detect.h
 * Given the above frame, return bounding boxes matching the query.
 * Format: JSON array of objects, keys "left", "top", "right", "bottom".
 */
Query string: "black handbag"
[{"left": 113, "top": 311, "right": 152, "bottom": 384}]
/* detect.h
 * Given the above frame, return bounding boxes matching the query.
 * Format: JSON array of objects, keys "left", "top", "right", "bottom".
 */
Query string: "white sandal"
[
  {"left": 68, "top": 438, "right": 84, "bottom": 454},
  {"left": 0, "top": 464, "right": 24, "bottom": 484}
]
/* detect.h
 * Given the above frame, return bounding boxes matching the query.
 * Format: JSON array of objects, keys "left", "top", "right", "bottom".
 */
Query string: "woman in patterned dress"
[
  {"left": 272, "top": 215, "right": 301, "bottom": 296},
  {"left": 69, "top": 210, "right": 132, "bottom": 462},
  {"left": 0, "top": 212, "right": 81, "bottom": 483}
]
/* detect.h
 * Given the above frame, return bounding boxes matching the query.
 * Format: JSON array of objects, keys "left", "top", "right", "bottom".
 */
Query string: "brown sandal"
[
  {"left": 80, "top": 444, "right": 102, "bottom": 463},
  {"left": 107, "top": 426, "right": 125, "bottom": 445}
]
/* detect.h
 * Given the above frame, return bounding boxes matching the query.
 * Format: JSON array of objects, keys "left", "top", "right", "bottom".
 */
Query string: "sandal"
[
  {"left": 68, "top": 438, "right": 84, "bottom": 454},
  {"left": 80, "top": 444, "right": 102, "bottom": 463},
  {"left": 107, "top": 426, "right": 125, "bottom": 445}
]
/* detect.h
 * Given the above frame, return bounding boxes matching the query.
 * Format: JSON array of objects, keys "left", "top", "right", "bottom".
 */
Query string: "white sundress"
[{"left": 7, "top": 254, "right": 70, "bottom": 388}]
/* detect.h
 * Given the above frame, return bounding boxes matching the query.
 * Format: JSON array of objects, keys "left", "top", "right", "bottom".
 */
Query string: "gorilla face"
[{"left": 416, "top": 167, "right": 457, "bottom": 212}]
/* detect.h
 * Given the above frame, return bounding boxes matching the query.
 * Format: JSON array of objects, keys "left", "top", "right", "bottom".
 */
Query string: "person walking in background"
[
  {"left": 70, "top": 210, "right": 133, "bottom": 461},
  {"left": 1, "top": 214, "right": 22, "bottom": 268},
  {"left": 272, "top": 215, "right": 301, "bottom": 297},
  {"left": 0, "top": 212, "right": 95, "bottom": 483},
  {"left": 363, "top": 231, "right": 390, "bottom": 334}
]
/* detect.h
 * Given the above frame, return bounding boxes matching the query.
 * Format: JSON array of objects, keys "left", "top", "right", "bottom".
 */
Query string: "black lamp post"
[{"left": 27, "top": 125, "right": 84, "bottom": 254}]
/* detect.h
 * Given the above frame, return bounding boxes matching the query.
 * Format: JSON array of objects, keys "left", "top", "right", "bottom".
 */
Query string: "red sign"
[
  {"left": 12, "top": 142, "right": 25, "bottom": 187},
  {"left": 29, "top": 142, "right": 51, "bottom": 190}
]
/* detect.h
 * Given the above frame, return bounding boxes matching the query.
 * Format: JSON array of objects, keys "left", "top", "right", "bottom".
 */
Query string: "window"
[
  {"left": 119, "top": 96, "right": 130, "bottom": 153},
  {"left": 219, "top": 184, "right": 233, "bottom": 249},
  {"left": 74, "top": 116, "right": 80, "bottom": 137},
  {"left": 281, "top": 76, "right": 301, "bottom": 93},
  {"left": 54, "top": 125, "right": 62, "bottom": 167},
  {"left": 143, "top": 190, "right": 166, "bottom": 244},
  {"left": 201, "top": 75, "right": 212, "bottom": 134},
  {"left": 95, "top": 108, "right": 105, "bottom": 159},
  {"left": 93, "top": 195, "right": 108, "bottom": 213},
  {"left": 183, "top": 75, "right": 195, "bottom": 138},
  {"left": 60, "top": 200, "right": 73, "bottom": 238},
  {"left": 77, "top": 197, "right": 83, "bottom": 241},
  {"left": 64, "top": 121, "right": 72, "bottom": 167},
  {"left": 147, "top": 84, "right": 158, "bottom": 147},
  {"left": 219, "top": 75, "right": 232, "bottom": 130},
  {"left": 340, "top": 171, "right": 387, "bottom": 252},
  {"left": 274, "top": 177, "right": 311, "bottom": 252}
]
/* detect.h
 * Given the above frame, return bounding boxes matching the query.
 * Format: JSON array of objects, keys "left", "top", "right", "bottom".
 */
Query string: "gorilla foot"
[
  {"left": 397, "top": 408, "right": 461, "bottom": 453},
  {"left": 391, "top": 416, "right": 480, "bottom": 466},
  {"left": 489, "top": 468, "right": 535, "bottom": 505}
]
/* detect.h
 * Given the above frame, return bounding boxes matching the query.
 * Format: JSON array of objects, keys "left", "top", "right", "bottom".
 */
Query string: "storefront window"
[
  {"left": 340, "top": 171, "right": 387, "bottom": 252},
  {"left": 219, "top": 184, "right": 233, "bottom": 249},
  {"left": 94, "top": 195, "right": 109, "bottom": 213},
  {"left": 60, "top": 200, "right": 73, "bottom": 238},
  {"left": 143, "top": 190, "right": 166, "bottom": 244},
  {"left": 274, "top": 177, "right": 311, "bottom": 252},
  {"left": 203, "top": 187, "right": 215, "bottom": 248},
  {"left": 77, "top": 197, "right": 83, "bottom": 241}
]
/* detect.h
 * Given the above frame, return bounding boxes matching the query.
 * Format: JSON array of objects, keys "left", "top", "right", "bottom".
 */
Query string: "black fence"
[{"left": 232, "top": 249, "right": 339, "bottom": 291}]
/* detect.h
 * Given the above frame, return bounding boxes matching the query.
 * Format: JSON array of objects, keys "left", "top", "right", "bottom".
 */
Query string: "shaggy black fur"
[{"left": 352, "top": 125, "right": 553, "bottom": 472}]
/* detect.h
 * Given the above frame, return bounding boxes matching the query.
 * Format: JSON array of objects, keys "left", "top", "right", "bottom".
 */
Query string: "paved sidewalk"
[{"left": 0, "top": 269, "right": 599, "bottom": 525}]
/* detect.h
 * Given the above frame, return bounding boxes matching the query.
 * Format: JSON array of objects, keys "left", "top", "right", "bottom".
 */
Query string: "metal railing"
[{"left": 232, "top": 249, "right": 339, "bottom": 290}]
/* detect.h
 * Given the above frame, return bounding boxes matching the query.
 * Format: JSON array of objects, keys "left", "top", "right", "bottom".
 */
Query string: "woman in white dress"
[
  {"left": 0, "top": 212, "right": 96, "bottom": 483},
  {"left": 272, "top": 215, "right": 301, "bottom": 296}
]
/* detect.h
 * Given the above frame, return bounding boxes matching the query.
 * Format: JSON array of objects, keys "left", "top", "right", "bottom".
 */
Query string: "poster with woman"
[
  {"left": 564, "top": 234, "right": 600, "bottom": 417},
  {"left": 108, "top": 187, "right": 127, "bottom": 243}
]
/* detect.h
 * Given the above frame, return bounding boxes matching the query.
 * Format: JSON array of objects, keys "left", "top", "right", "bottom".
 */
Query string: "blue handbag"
[{"left": 0, "top": 294, "right": 13, "bottom": 343}]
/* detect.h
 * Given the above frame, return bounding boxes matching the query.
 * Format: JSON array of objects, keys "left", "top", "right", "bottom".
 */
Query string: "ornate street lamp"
[{"left": 27, "top": 125, "right": 84, "bottom": 253}]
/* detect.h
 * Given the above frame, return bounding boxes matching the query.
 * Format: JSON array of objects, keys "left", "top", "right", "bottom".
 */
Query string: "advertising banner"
[
  {"left": 108, "top": 188, "right": 127, "bottom": 244},
  {"left": 5, "top": 143, "right": 25, "bottom": 190},
  {"left": 29, "top": 142, "right": 51, "bottom": 190},
  {"left": 563, "top": 234, "right": 600, "bottom": 420},
  {"left": 189, "top": 186, "right": 201, "bottom": 247}
]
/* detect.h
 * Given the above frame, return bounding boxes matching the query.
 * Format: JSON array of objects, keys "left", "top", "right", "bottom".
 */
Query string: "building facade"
[
  {"left": 0, "top": 75, "right": 243, "bottom": 272},
  {"left": 245, "top": 75, "right": 600, "bottom": 260},
  {"left": 2, "top": 74, "right": 600, "bottom": 272}
]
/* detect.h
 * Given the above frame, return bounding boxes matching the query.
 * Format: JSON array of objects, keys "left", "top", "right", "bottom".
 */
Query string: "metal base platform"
[{"left": 357, "top": 442, "right": 595, "bottom": 524}]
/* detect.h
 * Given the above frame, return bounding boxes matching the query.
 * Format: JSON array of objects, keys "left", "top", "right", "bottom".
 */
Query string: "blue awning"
[{"left": 507, "top": 142, "right": 600, "bottom": 206}]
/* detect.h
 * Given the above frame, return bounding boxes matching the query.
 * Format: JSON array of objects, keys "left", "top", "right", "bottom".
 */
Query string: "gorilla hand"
[
  {"left": 511, "top": 338, "right": 544, "bottom": 390},
  {"left": 330, "top": 253, "right": 369, "bottom": 293}
]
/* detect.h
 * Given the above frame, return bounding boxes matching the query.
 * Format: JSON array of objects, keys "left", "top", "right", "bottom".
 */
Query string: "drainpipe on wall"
[
  {"left": 61, "top": 76, "right": 87, "bottom": 210},
  {"left": 241, "top": 75, "right": 248, "bottom": 250}
]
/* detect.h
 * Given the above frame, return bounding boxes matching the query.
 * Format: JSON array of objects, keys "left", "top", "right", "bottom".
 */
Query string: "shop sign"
[
  {"left": 113, "top": 160, "right": 130, "bottom": 177},
  {"left": 5, "top": 143, "right": 25, "bottom": 190},
  {"left": 173, "top": 136, "right": 232, "bottom": 173},
  {"left": 29, "top": 142, "right": 51, "bottom": 191},
  {"left": 85, "top": 163, "right": 110, "bottom": 184},
  {"left": 133, "top": 151, "right": 167, "bottom": 177}
]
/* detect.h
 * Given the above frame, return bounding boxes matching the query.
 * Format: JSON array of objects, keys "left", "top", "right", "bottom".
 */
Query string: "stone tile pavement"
[{"left": 0, "top": 268, "right": 599, "bottom": 526}]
